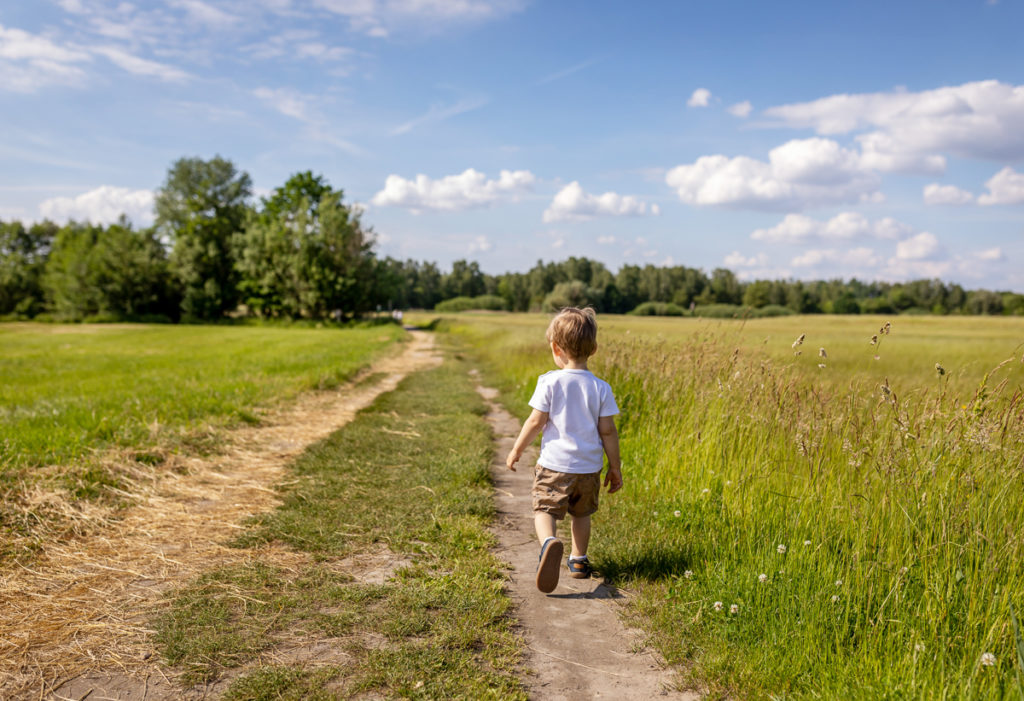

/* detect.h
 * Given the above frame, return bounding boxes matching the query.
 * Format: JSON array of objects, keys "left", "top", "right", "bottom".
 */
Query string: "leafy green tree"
[
  {"left": 234, "top": 172, "right": 377, "bottom": 319},
  {"left": 442, "top": 260, "right": 486, "bottom": 299},
  {"left": 0, "top": 219, "right": 55, "bottom": 316},
  {"left": 156, "top": 156, "right": 252, "bottom": 319},
  {"left": 43, "top": 219, "right": 175, "bottom": 320}
]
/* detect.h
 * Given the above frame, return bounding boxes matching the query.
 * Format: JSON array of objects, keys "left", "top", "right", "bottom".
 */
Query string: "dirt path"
[
  {"left": 0, "top": 332, "right": 441, "bottom": 700},
  {"left": 476, "top": 382, "right": 698, "bottom": 701}
]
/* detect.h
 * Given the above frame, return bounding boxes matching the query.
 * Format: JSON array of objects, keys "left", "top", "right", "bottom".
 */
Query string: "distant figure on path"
[{"left": 505, "top": 307, "right": 623, "bottom": 593}]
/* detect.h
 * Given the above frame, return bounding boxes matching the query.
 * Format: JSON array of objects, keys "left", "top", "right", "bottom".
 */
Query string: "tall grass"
[{"left": 443, "top": 313, "right": 1024, "bottom": 699}]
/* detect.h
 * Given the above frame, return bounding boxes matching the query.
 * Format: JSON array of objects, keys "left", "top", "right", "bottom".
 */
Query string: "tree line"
[{"left": 2, "top": 156, "right": 1022, "bottom": 322}]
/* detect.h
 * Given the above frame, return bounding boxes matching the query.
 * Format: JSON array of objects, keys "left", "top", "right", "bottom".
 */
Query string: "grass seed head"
[
  {"left": 870, "top": 334, "right": 878, "bottom": 345},
  {"left": 935, "top": 363, "right": 945, "bottom": 375},
  {"left": 792, "top": 333, "right": 806, "bottom": 349},
  {"left": 818, "top": 347, "right": 827, "bottom": 358}
]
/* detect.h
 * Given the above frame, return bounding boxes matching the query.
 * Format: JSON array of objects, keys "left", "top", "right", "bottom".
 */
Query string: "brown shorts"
[{"left": 532, "top": 465, "right": 601, "bottom": 520}]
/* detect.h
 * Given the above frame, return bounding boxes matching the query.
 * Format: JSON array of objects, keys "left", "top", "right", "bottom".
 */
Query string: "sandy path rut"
[
  {"left": 0, "top": 332, "right": 441, "bottom": 700},
  {"left": 476, "top": 382, "right": 698, "bottom": 701}
]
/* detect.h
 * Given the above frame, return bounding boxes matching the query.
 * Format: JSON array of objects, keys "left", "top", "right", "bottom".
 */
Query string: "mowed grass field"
[
  {"left": 0, "top": 323, "right": 404, "bottom": 478},
  {"left": 438, "top": 312, "right": 1024, "bottom": 699}
]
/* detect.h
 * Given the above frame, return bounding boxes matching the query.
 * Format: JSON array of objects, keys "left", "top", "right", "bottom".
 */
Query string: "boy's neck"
[{"left": 561, "top": 358, "right": 588, "bottom": 370}]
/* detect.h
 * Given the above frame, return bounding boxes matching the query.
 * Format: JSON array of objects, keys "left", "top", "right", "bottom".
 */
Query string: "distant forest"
[{"left": 2, "top": 156, "right": 1022, "bottom": 323}]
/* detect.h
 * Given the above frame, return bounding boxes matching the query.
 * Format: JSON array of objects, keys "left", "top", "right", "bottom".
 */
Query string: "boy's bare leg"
[
  {"left": 534, "top": 512, "right": 557, "bottom": 544},
  {"left": 570, "top": 514, "right": 591, "bottom": 557}
]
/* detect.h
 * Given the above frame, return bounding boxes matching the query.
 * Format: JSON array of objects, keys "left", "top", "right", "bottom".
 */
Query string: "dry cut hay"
[{"left": 0, "top": 332, "right": 442, "bottom": 699}]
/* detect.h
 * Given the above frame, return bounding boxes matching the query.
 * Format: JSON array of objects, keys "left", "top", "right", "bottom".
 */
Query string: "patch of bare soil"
[
  {"left": 0, "top": 332, "right": 441, "bottom": 700},
  {"left": 476, "top": 380, "right": 699, "bottom": 700}
]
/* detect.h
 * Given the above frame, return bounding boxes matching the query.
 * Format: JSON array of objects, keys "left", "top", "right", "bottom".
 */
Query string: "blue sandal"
[{"left": 567, "top": 556, "right": 593, "bottom": 579}]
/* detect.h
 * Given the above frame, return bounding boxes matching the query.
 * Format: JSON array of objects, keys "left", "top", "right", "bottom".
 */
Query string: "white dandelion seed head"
[
  {"left": 777, "top": 544, "right": 787, "bottom": 554},
  {"left": 674, "top": 510, "right": 681, "bottom": 517},
  {"left": 684, "top": 570, "right": 693, "bottom": 579},
  {"left": 981, "top": 652, "right": 996, "bottom": 667},
  {"left": 730, "top": 604, "right": 739, "bottom": 614},
  {"left": 803, "top": 540, "right": 812, "bottom": 546},
  {"left": 713, "top": 601, "right": 723, "bottom": 611},
  {"left": 758, "top": 573, "right": 768, "bottom": 583}
]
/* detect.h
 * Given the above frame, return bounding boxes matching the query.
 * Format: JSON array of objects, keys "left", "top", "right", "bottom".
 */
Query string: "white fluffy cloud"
[
  {"left": 923, "top": 183, "right": 975, "bottom": 205},
  {"left": 39, "top": 186, "right": 155, "bottom": 225},
  {"left": 666, "top": 138, "right": 881, "bottom": 210},
  {"left": 764, "top": 80, "right": 1024, "bottom": 171},
  {"left": 978, "top": 166, "right": 1024, "bottom": 205},
  {"left": 791, "top": 247, "right": 881, "bottom": 268},
  {"left": 467, "top": 235, "right": 492, "bottom": 253},
  {"left": 751, "top": 212, "right": 913, "bottom": 243},
  {"left": 894, "top": 232, "right": 941, "bottom": 260},
  {"left": 371, "top": 168, "right": 535, "bottom": 212},
  {"left": 723, "top": 251, "right": 767, "bottom": 267},
  {"left": 727, "top": 100, "right": 752, "bottom": 118},
  {"left": 542, "top": 182, "right": 657, "bottom": 223},
  {"left": 687, "top": 88, "right": 711, "bottom": 107}
]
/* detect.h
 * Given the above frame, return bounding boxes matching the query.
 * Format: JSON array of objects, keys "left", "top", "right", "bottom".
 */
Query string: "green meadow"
[
  {"left": 0, "top": 323, "right": 404, "bottom": 476},
  {"left": 440, "top": 313, "right": 1024, "bottom": 699}
]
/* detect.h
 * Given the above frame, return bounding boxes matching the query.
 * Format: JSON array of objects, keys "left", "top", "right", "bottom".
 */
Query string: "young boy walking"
[{"left": 505, "top": 307, "right": 622, "bottom": 593}]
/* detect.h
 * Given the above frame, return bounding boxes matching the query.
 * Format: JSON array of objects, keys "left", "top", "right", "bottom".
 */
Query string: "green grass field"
[
  {"left": 439, "top": 312, "right": 1024, "bottom": 700},
  {"left": 0, "top": 322, "right": 405, "bottom": 477}
]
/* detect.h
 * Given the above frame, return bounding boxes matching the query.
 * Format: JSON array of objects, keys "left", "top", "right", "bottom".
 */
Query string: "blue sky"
[{"left": 2, "top": 0, "right": 1023, "bottom": 290}]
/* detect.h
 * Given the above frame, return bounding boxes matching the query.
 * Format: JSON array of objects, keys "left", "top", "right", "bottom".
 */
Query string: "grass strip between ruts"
[{"left": 153, "top": 355, "right": 526, "bottom": 699}]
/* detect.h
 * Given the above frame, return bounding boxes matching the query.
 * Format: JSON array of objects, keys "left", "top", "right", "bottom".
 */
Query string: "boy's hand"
[
  {"left": 505, "top": 451, "right": 520, "bottom": 471},
  {"left": 604, "top": 465, "right": 623, "bottom": 493}
]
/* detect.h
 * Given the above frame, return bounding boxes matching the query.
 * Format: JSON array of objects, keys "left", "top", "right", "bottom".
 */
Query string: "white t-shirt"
[{"left": 528, "top": 369, "right": 619, "bottom": 474}]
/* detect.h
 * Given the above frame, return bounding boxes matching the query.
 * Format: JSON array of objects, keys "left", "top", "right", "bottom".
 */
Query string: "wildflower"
[
  {"left": 758, "top": 573, "right": 768, "bottom": 583},
  {"left": 674, "top": 510, "right": 681, "bottom": 518},
  {"left": 915, "top": 643, "right": 925, "bottom": 652},
  {"left": 835, "top": 579, "right": 843, "bottom": 587},
  {"left": 980, "top": 652, "right": 996, "bottom": 667},
  {"left": 729, "top": 604, "right": 739, "bottom": 614},
  {"left": 870, "top": 334, "right": 878, "bottom": 345},
  {"left": 777, "top": 544, "right": 787, "bottom": 554},
  {"left": 713, "top": 601, "right": 723, "bottom": 611},
  {"left": 831, "top": 594, "right": 840, "bottom": 603},
  {"left": 684, "top": 570, "right": 693, "bottom": 579},
  {"left": 804, "top": 540, "right": 812, "bottom": 546},
  {"left": 818, "top": 347, "right": 827, "bottom": 358},
  {"left": 935, "top": 363, "right": 945, "bottom": 375}
]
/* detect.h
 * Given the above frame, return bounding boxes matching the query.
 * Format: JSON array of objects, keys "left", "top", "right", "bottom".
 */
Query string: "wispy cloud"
[
  {"left": 92, "top": 45, "right": 190, "bottom": 82},
  {"left": 537, "top": 58, "right": 599, "bottom": 85},
  {"left": 392, "top": 96, "right": 488, "bottom": 135}
]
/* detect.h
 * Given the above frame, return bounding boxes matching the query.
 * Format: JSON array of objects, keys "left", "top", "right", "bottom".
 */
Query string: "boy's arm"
[
  {"left": 598, "top": 415, "right": 623, "bottom": 493},
  {"left": 506, "top": 409, "right": 548, "bottom": 471}
]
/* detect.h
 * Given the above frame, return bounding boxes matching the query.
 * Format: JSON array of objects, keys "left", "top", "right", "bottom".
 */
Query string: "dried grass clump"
[{"left": 0, "top": 333, "right": 441, "bottom": 698}]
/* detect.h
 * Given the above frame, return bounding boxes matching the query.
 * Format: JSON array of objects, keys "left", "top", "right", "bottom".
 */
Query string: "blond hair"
[{"left": 546, "top": 307, "right": 598, "bottom": 360}]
